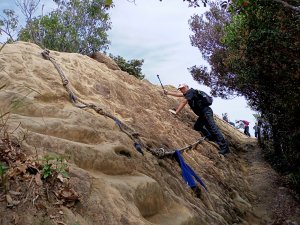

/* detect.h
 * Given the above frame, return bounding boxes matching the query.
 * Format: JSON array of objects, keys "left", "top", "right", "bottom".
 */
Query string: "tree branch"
[{"left": 273, "top": 0, "right": 300, "bottom": 12}]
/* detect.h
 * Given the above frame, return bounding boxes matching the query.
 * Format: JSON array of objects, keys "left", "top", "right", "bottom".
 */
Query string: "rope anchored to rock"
[
  {"left": 41, "top": 49, "right": 208, "bottom": 193},
  {"left": 41, "top": 49, "right": 205, "bottom": 158},
  {"left": 41, "top": 49, "right": 143, "bottom": 152}
]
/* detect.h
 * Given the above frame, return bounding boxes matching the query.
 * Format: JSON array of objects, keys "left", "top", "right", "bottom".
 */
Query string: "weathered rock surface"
[{"left": 0, "top": 42, "right": 298, "bottom": 225}]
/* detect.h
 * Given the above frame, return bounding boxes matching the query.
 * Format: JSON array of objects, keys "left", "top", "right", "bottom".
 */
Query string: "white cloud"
[
  {"left": 108, "top": 0, "right": 257, "bottom": 135},
  {"left": 108, "top": 0, "right": 207, "bottom": 84}
]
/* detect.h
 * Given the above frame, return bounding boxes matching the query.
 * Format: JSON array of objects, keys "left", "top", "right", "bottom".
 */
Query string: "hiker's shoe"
[
  {"left": 219, "top": 147, "right": 230, "bottom": 155},
  {"left": 204, "top": 135, "right": 216, "bottom": 142}
]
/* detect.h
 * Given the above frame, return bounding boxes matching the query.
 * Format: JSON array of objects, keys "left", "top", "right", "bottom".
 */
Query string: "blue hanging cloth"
[
  {"left": 134, "top": 142, "right": 144, "bottom": 155},
  {"left": 174, "top": 150, "right": 208, "bottom": 191}
]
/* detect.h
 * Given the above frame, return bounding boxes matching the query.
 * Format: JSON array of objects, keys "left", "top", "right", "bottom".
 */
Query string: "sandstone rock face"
[{"left": 0, "top": 42, "right": 257, "bottom": 225}]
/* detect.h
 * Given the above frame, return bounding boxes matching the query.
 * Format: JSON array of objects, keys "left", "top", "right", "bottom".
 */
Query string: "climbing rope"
[
  {"left": 41, "top": 50, "right": 142, "bottom": 145},
  {"left": 41, "top": 49, "right": 205, "bottom": 158}
]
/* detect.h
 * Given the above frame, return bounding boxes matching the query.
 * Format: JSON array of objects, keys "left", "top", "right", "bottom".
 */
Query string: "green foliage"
[
  {"left": 188, "top": 2, "right": 234, "bottom": 98},
  {"left": 189, "top": 0, "right": 300, "bottom": 191},
  {"left": 109, "top": 54, "right": 145, "bottom": 80},
  {"left": 0, "top": 162, "right": 8, "bottom": 177},
  {"left": 41, "top": 154, "right": 69, "bottom": 179},
  {"left": 286, "top": 171, "right": 300, "bottom": 190},
  {"left": 222, "top": 1, "right": 300, "bottom": 175},
  {"left": 105, "top": 0, "right": 113, "bottom": 7},
  {"left": 18, "top": 0, "right": 112, "bottom": 54},
  {"left": 0, "top": 162, "right": 8, "bottom": 185}
]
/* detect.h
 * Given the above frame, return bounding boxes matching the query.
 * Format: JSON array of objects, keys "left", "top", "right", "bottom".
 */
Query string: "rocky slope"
[{"left": 0, "top": 42, "right": 298, "bottom": 225}]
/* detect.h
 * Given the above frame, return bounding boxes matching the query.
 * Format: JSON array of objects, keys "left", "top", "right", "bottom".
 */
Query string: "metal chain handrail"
[{"left": 147, "top": 136, "right": 206, "bottom": 158}]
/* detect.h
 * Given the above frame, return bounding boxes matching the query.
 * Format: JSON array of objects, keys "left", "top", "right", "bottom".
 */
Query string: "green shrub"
[{"left": 109, "top": 54, "right": 145, "bottom": 80}]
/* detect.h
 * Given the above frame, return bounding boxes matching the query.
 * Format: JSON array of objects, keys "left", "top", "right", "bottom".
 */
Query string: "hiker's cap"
[{"left": 178, "top": 83, "right": 188, "bottom": 89}]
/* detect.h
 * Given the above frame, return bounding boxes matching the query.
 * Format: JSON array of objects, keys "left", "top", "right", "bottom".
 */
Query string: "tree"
[
  {"left": 19, "top": 0, "right": 112, "bottom": 54},
  {"left": 0, "top": 9, "right": 19, "bottom": 42},
  {"left": 109, "top": 54, "right": 145, "bottom": 80},
  {"left": 223, "top": 0, "right": 300, "bottom": 171},
  {"left": 180, "top": 0, "right": 300, "bottom": 11},
  {"left": 188, "top": 2, "right": 234, "bottom": 98},
  {"left": 158, "top": 0, "right": 208, "bottom": 7},
  {"left": 15, "top": 0, "right": 41, "bottom": 44},
  {"left": 189, "top": 0, "right": 300, "bottom": 187}
]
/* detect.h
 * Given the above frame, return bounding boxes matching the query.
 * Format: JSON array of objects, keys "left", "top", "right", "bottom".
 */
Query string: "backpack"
[
  {"left": 243, "top": 120, "right": 250, "bottom": 126},
  {"left": 188, "top": 89, "right": 213, "bottom": 113},
  {"left": 196, "top": 90, "right": 213, "bottom": 107}
]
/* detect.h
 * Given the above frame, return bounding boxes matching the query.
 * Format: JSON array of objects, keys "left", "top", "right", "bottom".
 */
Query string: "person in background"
[
  {"left": 222, "top": 113, "right": 229, "bottom": 122},
  {"left": 223, "top": 113, "right": 235, "bottom": 127},
  {"left": 229, "top": 121, "right": 235, "bottom": 127},
  {"left": 236, "top": 120, "right": 251, "bottom": 137},
  {"left": 253, "top": 123, "right": 259, "bottom": 138},
  {"left": 253, "top": 122, "right": 261, "bottom": 141},
  {"left": 165, "top": 84, "right": 229, "bottom": 155}
]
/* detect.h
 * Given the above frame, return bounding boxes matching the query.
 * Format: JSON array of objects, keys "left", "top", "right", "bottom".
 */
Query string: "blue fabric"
[
  {"left": 174, "top": 150, "right": 208, "bottom": 191},
  {"left": 114, "top": 119, "right": 122, "bottom": 128},
  {"left": 69, "top": 93, "right": 77, "bottom": 102},
  {"left": 134, "top": 142, "right": 144, "bottom": 155}
]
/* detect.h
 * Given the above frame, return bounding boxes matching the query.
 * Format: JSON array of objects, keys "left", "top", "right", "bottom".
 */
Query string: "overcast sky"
[
  {"left": 108, "top": 0, "right": 257, "bottom": 135},
  {"left": 0, "top": 0, "right": 257, "bottom": 135}
]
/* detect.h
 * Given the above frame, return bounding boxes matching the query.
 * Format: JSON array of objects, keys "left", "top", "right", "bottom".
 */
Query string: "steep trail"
[
  {"left": 239, "top": 138, "right": 300, "bottom": 224},
  {"left": 1, "top": 42, "right": 299, "bottom": 225}
]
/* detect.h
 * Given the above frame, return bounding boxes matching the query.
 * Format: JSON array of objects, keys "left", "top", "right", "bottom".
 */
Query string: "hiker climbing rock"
[
  {"left": 222, "top": 113, "right": 235, "bottom": 127},
  {"left": 165, "top": 84, "right": 229, "bottom": 155},
  {"left": 253, "top": 122, "right": 261, "bottom": 140},
  {"left": 222, "top": 113, "right": 229, "bottom": 122},
  {"left": 236, "top": 120, "right": 251, "bottom": 137}
]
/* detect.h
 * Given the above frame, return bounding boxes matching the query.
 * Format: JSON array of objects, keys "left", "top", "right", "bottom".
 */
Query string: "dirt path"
[{"left": 240, "top": 139, "right": 300, "bottom": 225}]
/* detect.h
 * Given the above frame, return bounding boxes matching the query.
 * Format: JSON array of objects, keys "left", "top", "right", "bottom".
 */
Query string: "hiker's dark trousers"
[
  {"left": 244, "top": 126, "right": 250, "bottom": 137},
  {"left": 194, "top": 107, "right": 228, "bottom": 150}
]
